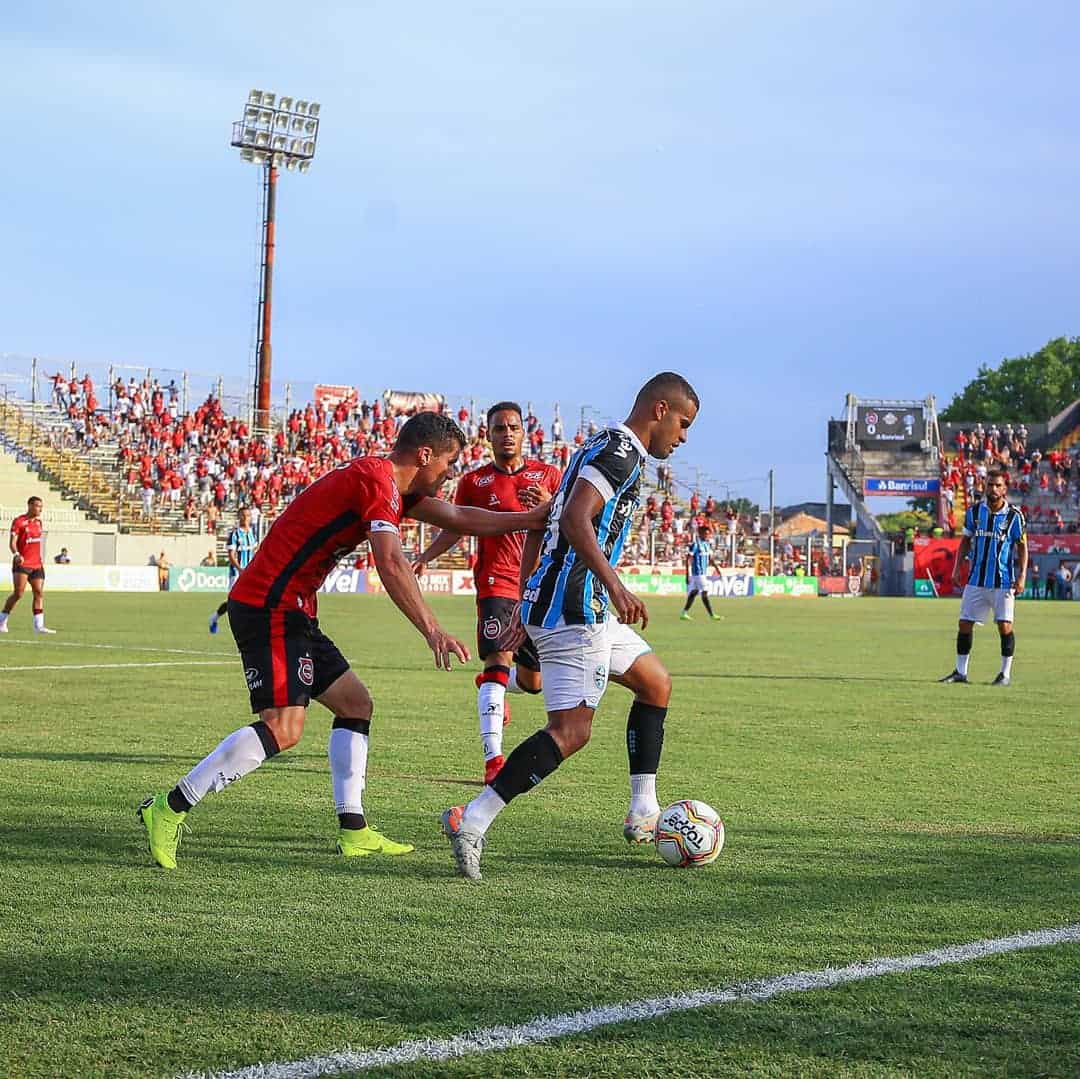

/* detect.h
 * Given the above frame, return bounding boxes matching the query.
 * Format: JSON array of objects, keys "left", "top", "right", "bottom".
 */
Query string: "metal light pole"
[{"left": 230, "top": 89, "right": 321, "bottom": 431}]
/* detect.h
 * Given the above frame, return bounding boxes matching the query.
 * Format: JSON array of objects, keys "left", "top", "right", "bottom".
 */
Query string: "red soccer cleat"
[{"left": 483, "top": 755, "right": 505, "bottom": 785}]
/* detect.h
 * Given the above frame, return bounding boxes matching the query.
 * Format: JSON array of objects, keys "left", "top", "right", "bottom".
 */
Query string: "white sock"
[
  {"left": 478, "top": 682, "right": 505, "bottom": 760},
  {"left": 956, "top": 652, "right": 971, "bottom": 676},
  {"left": 177, "top": 725, "right": 269, "bottom": 807},
  {"left": 506, "top": 669, "right": 525, "bottom": 694},
  {"left": 33, "top": 612, "right": 45, "bottom": 631},
  {"left": 329, "top": 727, "right": 368, "bottom": 816},
  {"left": 629, "top": 773, "right": 659, "bottom": 817},
  {"left": 1000, "top": 655, "right": 1014, "bottom": 678},
  {"left": 462, "top": 786, "right": 507, "bottom": 836}
]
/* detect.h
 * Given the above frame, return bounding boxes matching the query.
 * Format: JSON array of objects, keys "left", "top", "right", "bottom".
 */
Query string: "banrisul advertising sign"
[
  {"left": 863, "top": 477, "right": 940, "bottom": 496},
  {"left": 754, "top": 575, "right": 818, "bottom": 598},
  {"left": 169, "top": 566, "right": 230, "bottom": 592}
]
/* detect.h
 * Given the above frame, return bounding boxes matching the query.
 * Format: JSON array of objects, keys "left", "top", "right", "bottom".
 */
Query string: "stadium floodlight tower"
[{"left": 230, "top": 89, "right": 321, "bottom": 431}]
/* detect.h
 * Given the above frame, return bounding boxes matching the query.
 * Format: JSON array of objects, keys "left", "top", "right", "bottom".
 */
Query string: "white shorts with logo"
[
  {"left": 525, "top": 620, "right": 652, "bottom": 712},
  {"left": 688, "top": 573, "right": 709, "bottom": 593},
  {"left": 959, "top": 584, "right": 1015, "bottom": 625}
]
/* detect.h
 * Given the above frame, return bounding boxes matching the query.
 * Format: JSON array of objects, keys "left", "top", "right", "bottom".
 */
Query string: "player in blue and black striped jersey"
[
  {"left": 209, "top": 507, "right": 259, "bottom": 635},
  {"left": 441, "top": 372, "right": 700, "bottom": 881},
  {"left": 939, "top": 468, "right": 1027, "bottom": 686}
]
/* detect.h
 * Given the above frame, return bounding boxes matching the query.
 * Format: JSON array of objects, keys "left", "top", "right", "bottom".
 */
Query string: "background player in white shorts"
[
  {"left": 441, "top": 372, "right": 700, "bottom": 881},
  {"left": 939, "top": 467, "right": 1027, "bottom": 686}
]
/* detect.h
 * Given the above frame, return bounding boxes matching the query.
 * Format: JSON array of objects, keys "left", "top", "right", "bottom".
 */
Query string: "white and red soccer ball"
[{"left": 654, "top": 799, "right": 725, "bottom": 868}]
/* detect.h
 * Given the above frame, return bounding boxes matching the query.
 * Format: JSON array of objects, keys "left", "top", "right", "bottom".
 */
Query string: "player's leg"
[
  {"left": 699, "top": 587, "right": 719, "bottom": 620},
  {"left": 316, "top": 664, "right": 413, "bottom": 857},
  {"left": 137, "top": 604, "right": 306, "bottom": 869},
  {"left": 991, "top": 587, "right": 1016, "bottom": 685},
  {"left": 0, "top": 570, "right": 28, "bottom": 630},
  {"left": 442, "top": 624, "right": 607, "bottom": 881},
  {"left": 681, "top": 586, "right": 697, "bottom": 619},
  {"left": 29, "top": 573, "right": 53, "bottom": 633},
  {"left": 510, "top": 632, "right": 543, "bottom": 696},
  {"left": 608, "top": 626, "right": 668, "bottom": 842},
  {"left": 210, "top": 576, "right": 236, "bottom": 633},
  {"left": 940, "top": 586, "right": 983, "bottom": 682},
  {"left": 474, "top": 599, "right": 521, "bottom": 782}
]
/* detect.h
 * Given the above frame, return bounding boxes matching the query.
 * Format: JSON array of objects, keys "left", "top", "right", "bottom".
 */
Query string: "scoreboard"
[{"left": 856, "top": 406, "right": 924, "bottom": 451}]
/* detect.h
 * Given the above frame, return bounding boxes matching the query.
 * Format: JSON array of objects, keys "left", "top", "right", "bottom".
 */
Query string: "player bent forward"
[
  {"left": 939, "top": 467, "right": 1026, "bottom": 686},
  {"left": 138, "top": 413, "right": 548, "bottom": 869},
  {"left": 441, "top": 372, "right": 699, "bottom": 881}
]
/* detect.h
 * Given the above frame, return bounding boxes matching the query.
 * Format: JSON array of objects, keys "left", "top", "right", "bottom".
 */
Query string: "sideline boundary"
[{"left": 183, "top": 922, "right": 1080, "bottom": 1079}]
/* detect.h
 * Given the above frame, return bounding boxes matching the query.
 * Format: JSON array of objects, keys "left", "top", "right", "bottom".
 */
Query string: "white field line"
[
  {"left": 0, "top": 638, "right": 226, "bottom": 657},
  {"left": 2, "top": 660, "right": 236, "bottom": 672},
  {"left": 182, "top": 922, "right": 1080, "bottom": 1079}
]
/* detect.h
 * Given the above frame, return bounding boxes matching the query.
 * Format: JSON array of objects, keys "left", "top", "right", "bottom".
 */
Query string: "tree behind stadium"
[{"left": 940, "top": 336, "right": 1080, "bottom": 422}]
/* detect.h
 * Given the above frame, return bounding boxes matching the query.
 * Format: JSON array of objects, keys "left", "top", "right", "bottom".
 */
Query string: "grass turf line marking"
[
  {"left": 0, "top": 638, "right": 225, "bottom": 657},
  {"left": 2, "top": 660, "right": 235, "bottom": 672},
  {"left": 183, "top": 922, "right": 1080, "bottom": 1079}
]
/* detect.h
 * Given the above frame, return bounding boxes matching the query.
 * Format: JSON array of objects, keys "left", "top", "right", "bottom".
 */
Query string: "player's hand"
[
  {"left": 951, "top": 567, "right": 962, "bottom": 587},
  {"left": 522, "top": 501, "right": 551, "bottom": 530},
  {"left": 1013, "top": 577, "right": 1026, "bottom": 595},
  {"left": 12, "top": 553, "right": 22, "bottom": 567},
  {"left": 610, "top": 583, "right": 649, "bottom": 629},
  {"left": 518, "top": 483, "right": 553, "bottom": 510},
  {"left": 412, "top": 558, "right": 427, "bottom": 578},
  {"left": 498, "top": 602, "right": 527, "bottom": 653},
  {"left": 424, "top": 626, "right": 471, "bottom": 670}
]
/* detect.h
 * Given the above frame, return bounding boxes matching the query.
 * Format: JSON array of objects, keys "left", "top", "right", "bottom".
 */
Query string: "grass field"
[{"left": 1, "top": 593, "right": 1078, "bottom": 1078}]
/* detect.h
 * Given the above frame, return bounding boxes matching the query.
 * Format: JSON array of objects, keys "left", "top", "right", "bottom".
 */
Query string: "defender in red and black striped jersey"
[
  {"left": 1, "top": 496, "right": 55, "bottom": 634},
  {"left": 137, "top": 412, "right": 549, "bottom": 870},
  {"left": 415, "top": 402, "right": 561, "bottom": 784}
]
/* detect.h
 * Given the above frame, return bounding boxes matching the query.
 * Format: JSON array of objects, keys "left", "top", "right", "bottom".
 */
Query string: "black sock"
[
  {"left": 683, "top": 591, "right": 698, "bottom": 611},
  {"left": 627, "top": 701, "right": 666, "bottom": 774},
  {"left": 250, "top": 720, "right": 281, "bottom": 758},
  {"left": 338, "top": 812, "right": 367, "bottom": 830},
  {"left": 701, "top": 592, "right": 715, "bottom": 616},
  {"left": 216, "top": 601, "right": 228, "bottom": 617},
  {"left": 491, "top": 730, "right": 563, "bottom": 803},
  {"left": 1000, "top": 631, "right": 1015, "bottom": 657},
  {"left": 956, "top": 631, "right": 973, "bottom": 656},
  {"left": 167, "top": 787, "right": 192, "bottom": 814}
]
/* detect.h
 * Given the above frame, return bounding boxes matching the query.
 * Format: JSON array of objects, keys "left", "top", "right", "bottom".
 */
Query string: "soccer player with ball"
[{"left": 441, "top": 373, "right": 702, "bottom": 881}]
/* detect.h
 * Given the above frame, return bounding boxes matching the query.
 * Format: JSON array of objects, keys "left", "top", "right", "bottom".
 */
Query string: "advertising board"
[
  {"left": 863, "top": 477, "right": 940, "bottom": 496},
  {"left": 0, "top": 565, "right": 158, "bottom": 592},
  {"left": 754, "top": 575, "right": 818, "bottom": 597},
  {"left": 169, "top": 566, "right": 230, "bottom": 593}
]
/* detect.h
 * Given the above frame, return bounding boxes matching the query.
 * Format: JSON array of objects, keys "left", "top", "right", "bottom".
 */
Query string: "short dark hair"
[
  {"left": 27, "top": 496, "right": 42, "bottom": 506},
  {"left": 634, "top": 372, "right": 700, "bottom": 411},
  {"left": 395, "top": 411, "right": 466, "bottom": 454},
  {"left": 987, "top": 467, "right": 1008, "bottom": 483},
  {"left": 486, "top": 401, "right": 522, "bottom": 427}
]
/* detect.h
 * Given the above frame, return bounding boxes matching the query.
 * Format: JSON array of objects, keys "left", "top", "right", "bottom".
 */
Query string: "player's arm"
[
  {"left": 410, "top": 497, "right": 548, "bottom": 536},
  {"left": 368, "top": 529, "right": 471, "bottom": 670},
  {"left": 9, "top": 523, "right": 22, "bottom": 564},
  {"left": 226, "top": 536, "right": 241, "bottom": 573},
  {"left": 1013, "top": 533, "right": 1028, "bottom": 594},
  {"left": 951, "top": 536, "right": 971, "bottom": 585},
  {"left": 560, "top": 478, "right": 648, "bottom": 628}
]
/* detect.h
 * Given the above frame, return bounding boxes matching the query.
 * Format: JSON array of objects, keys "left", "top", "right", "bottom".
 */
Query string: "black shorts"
[
  {"left": 12, "top": 563, "right": 44, "bottom": 582},
  {"left": 227, "top": 599, "right": 350, "bottom": 713},
  {"left": 477, "top": 596, "right": 540, "bottom": 672}
]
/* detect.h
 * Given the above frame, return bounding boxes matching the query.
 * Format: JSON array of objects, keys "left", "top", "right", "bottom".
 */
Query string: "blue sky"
[{"left": 3, "top": 2, "right": 1077, "bottom": 505}]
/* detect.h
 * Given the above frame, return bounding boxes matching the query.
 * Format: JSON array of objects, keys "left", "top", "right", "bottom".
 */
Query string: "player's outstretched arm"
[
  {"left": 369, "top": 531, "right": 471, "bottom": 670},
  {"left": 561, "top": 479, "right": 649, "bottom": 628},
  {"left": 410, "top": 498, "right": 548, "bottom": 537}
]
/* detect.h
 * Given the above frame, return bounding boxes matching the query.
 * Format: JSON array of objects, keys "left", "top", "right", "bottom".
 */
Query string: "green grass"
[{"left": 0, "top": 594, "right": 1078, "bottom": 1078}]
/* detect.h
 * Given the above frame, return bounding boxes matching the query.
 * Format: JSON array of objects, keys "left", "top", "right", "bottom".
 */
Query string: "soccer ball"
[{"left": 654, "top": 800, "right": 725, "bottom": 868}]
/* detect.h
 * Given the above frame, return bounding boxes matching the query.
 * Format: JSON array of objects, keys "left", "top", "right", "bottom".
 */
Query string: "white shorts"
[
  {"left": 688, "top": 574, "right": 709, "bottom": 593},
  {"left": 525, "top": 620, "right": 652, "bottom": 712},
  {"left": 959, "top": 584, "right": 1015, "bottom": 625}
]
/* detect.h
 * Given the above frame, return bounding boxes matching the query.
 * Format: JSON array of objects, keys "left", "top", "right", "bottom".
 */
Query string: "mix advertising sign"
[{"left": 863, "top": 477, "right": 940, "bottom": 496}]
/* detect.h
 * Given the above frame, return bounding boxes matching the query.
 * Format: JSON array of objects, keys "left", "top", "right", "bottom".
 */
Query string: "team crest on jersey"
[
  {"left": 297, "top": 656, "right": 314, "bottom": 686},
  {"left": 488, "top": 493, "right": 500, "bottom": 506},
  {"left": 482, "top": 617, "right": 501, "bottom": 640},
  {"left": 594, "top": 663, "right": 607, "bottom": 690},
  {"left": 474, "top": 473, "right": 495, "bottom": 487}
]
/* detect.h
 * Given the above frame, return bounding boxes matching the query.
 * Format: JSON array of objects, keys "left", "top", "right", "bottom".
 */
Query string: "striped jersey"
[
  {"left": 522, "top": 424, "right": 646, "bottom": 627},
  {"left": 963, "top": 499, "right": 1025, "bottom": 589},
  {"left": 688, "top": 538, "right": 710, "bottom": 577},
  {"left": 226, "top": 526, "right": 259, "bottom": 579}
]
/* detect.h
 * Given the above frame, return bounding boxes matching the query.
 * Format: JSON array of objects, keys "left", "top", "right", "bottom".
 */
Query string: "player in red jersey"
[
  {"left": 1, "top": 497, "right": 55, "bottom": 634},
  {"left": 414, "top": 402, "right": 561, "bottom": 783},
  {"left": 137, "top": 412, "right": 548, "bottom": 869}
]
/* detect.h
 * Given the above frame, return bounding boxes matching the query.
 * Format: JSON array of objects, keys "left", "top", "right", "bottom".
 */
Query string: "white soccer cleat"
[
  {"left": 34, "top": 626, "right": 57, "bottom": 635},
  {"left": 440, "top": 806, "right": 485, "bottom": 882},
  {"left": 623, "top": 810, "right": 660, "bottom": 845},
  {"left": 0, "top": 622, "right": 8, "bottom": 634}
]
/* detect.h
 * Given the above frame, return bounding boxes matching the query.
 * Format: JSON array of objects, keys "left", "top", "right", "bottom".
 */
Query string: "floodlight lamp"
[
  {"left": 271, "top": 135, "right": 286, "bottom": 151},
  {"left": 255, "top": 131, "right": 270, "bottom": 148},
  {"left": 259, "top": 110, "right": 273, "bottom": 125},
  {"left": 308, "top": 103, "right": 320, "bottom": 117},
  {"left": 272, "top": 152, "right": 285, "bottom": 168},
  {"left": 244, "top": 105, "right": 260, "bottom": 121},
  {"left": 263, "top": 92, "right": 276, "bottom": 108},
  {"left": 285, "top": 158, "right": 298, "bottom": 171},
  {"left": 291, "top": 116, "right": 305, "bottom": 131},
  {"left": 248, "top": 89, "right": 262, "bottom": 105},
  {"left": 243, "top": 127, "right": 257, "bottom": 144},
  {"left": 240, "top": 148, "right": 255, "bottom": 162},
  {"left": 298, "top": 160, "right": 311, "bottom": 173},
  {"left": 296, "top": 100, "right": 309, "bottom": 114},
  {"left": 305, "top": 119, "right": 316, "bottom": 133},
  {"left": 273, "top": 113, "right": 287, "bottom": 128},
  {"left": 279, "top": 96, "right": 294, "bottom": 111},
  {"left": 302, "top": 140, "right": 315, "bottom": 155},
  {"left": 251, "top": 150, "right": 267, "bottom": 164}
]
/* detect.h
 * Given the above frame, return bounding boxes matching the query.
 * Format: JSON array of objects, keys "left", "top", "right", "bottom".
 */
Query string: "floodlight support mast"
[{"left": 254, "top": 161, "right": 278, "bottom": 431}]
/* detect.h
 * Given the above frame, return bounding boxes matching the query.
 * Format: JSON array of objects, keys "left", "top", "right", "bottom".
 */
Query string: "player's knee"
[
  {"left": 997, "top": 621, "right": 1012, "bottom": 636},
  {"left": 547, "top": 712, "right": 592, "bottom": 755},
  {"left": 265, "top": 711, "right": 305, "bottom": 751},
  {"left": 344, "top": 682, "right": 373, "bottom": 719},
  {"left": 517, "top": 668, "right": 542, "bottom": 694},
  {"left": 958, "top": 619, "right": 975, "bottom": 632}
]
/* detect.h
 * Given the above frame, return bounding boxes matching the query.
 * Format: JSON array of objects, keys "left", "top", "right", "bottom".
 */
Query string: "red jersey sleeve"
[
  {"left": 10, "top": 516, "right": 24, "bottom": 543},
  {"left": 356, "top": 461, "right": 404, "bottom": 535}
]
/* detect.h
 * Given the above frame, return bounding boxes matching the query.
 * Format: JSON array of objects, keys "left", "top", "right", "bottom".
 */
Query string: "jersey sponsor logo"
[
  {"left": 482, "top": 616, "right": 502, "bottom": 640},
  {"left": 523, "top": 470, "right": 546, "bottom": 480},
  {"left": 613, "top": 435, "right": 632, "bottom": 459},
  {"left": 298, "top": 656, "right": 314, "bottom": 686},
  {"left": 244, "top": 667, "right": 263, "bottom": 691},
  {"left": 389, "top": 487, "right": 400, "bottom": 513},
  {"left": 473, "top": 473, "right": 495, "bottom": 487}
]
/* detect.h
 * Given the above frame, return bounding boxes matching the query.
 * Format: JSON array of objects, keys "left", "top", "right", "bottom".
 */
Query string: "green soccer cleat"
[
  {"left": 679, "top": 611, "right": 692, "bottom": 621},
  {"left": 138, "top": 793, "right": 188, "bottom": 870},
  {"left": 337, "top": 825, "right": 415, "bottom": 858}
]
